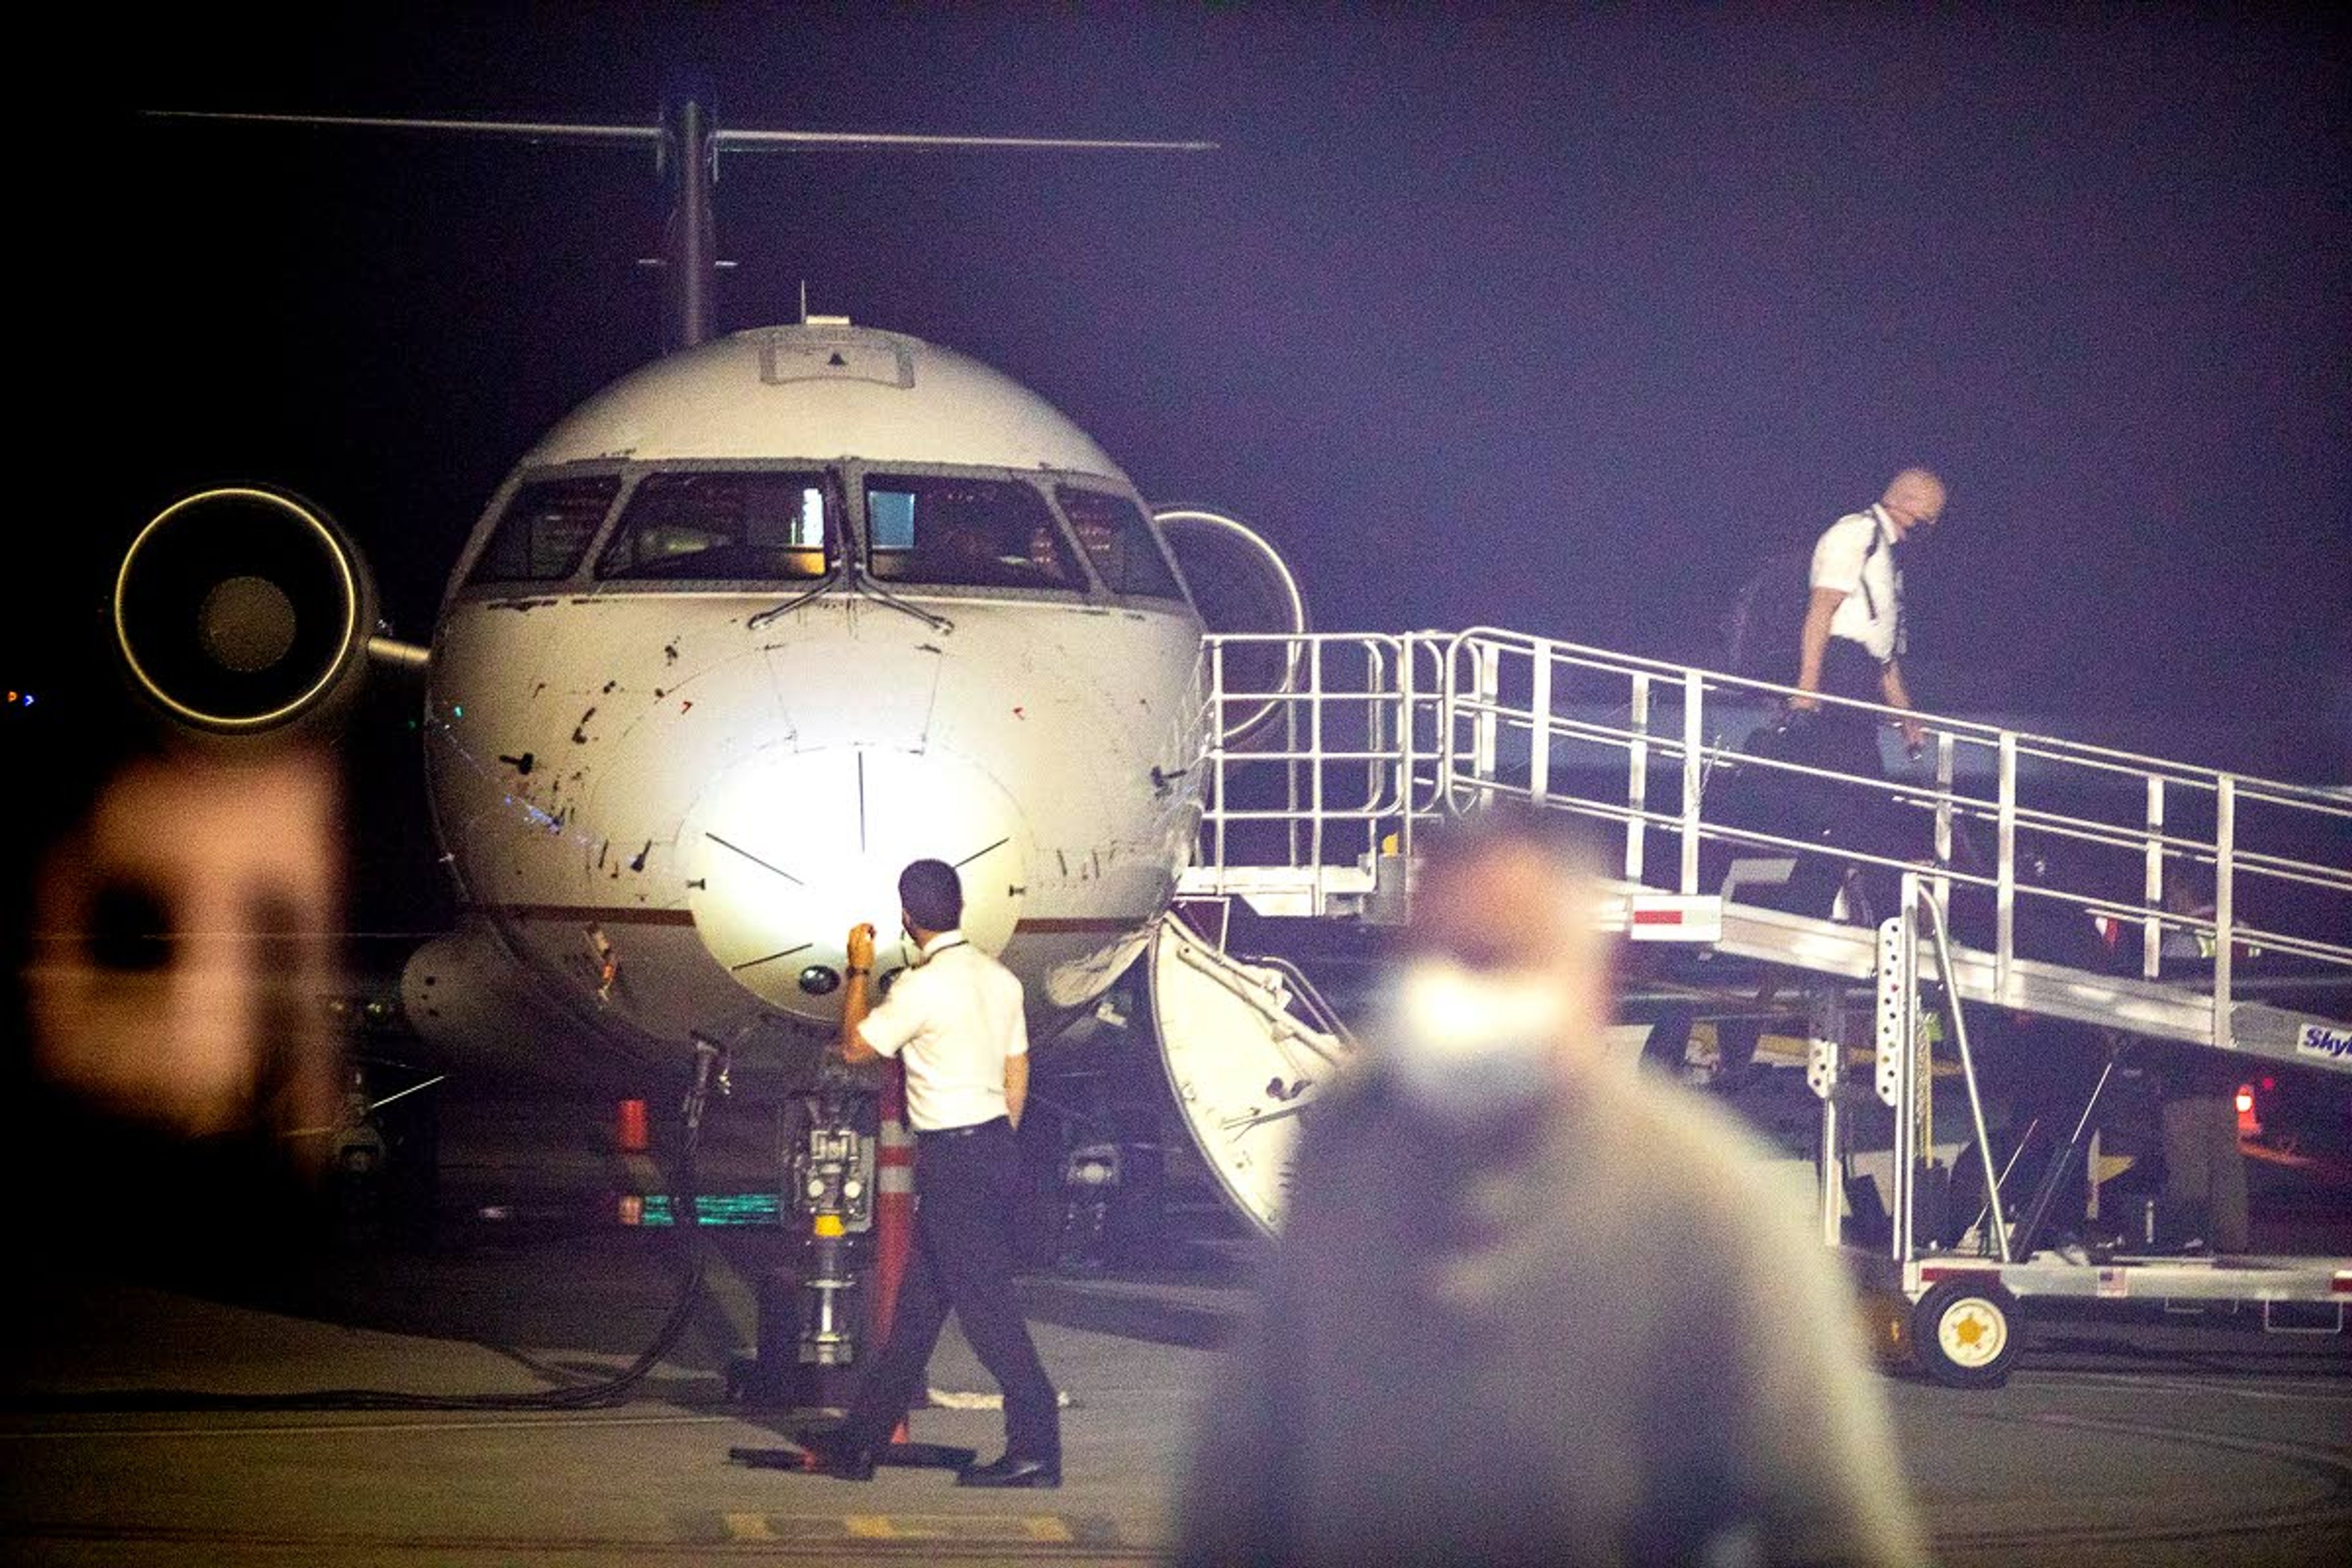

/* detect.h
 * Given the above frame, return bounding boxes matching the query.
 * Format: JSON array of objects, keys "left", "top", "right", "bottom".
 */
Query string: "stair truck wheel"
[{"left": 1910, "top": 1278, "right": 2021, "bottom": 1389}]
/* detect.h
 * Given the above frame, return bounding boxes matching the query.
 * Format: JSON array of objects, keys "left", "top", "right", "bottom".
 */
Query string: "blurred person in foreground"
[
  {"left": 10, "top": 745, "right": 346, "bottom": 1264},
  {"left": 1174, "top": 813, "right": 1927, "bottom": 1568}
]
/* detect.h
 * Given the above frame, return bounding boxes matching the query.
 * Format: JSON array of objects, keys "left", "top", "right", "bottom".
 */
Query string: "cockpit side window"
[
  {"left": 1056, "top": 487, "right": 1187, "bottom": 601},
  {"left": 466, "top": 475, "right": 621, "bottom": 585},
  {"left": 596, "top": 471, "right": 832, "bottom": 581},
  {"left": 863, "top": 475, "right": 1081, "bottom": 591}
]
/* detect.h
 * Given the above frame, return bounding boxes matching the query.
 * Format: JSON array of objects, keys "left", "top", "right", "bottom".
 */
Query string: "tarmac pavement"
[{"left": 2, "top": 1090, "right": 2345, "bottom": 1566}]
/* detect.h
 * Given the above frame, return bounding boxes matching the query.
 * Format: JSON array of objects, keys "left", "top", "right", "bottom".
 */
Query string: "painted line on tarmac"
[
  {"left": 706, "top": 1511, "right": 1124, "bottom": 1550},
  {"left": 0, "top": 1411, "right": 746, "bottom": 1442},
  {"left": 2015, "top": 1412, "right": 2352, "bottom": 1476},
  {"left": 9, "top": 1517, "right": 1159, "bottom": 1562},
  {"left": 2018, "top": 1369, "right": 2352, "bottom": 1404},
  {"left": 1937, "top": 1409, "right": 2352, "bottom": 1550},
  {"left": 723, "top": 1512, "right": 779, "bottom": 1540}
]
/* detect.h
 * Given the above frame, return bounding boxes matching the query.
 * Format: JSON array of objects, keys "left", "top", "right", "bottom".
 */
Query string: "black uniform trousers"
[
  {"left": 1790, "top": 636, "right": 1905, "bottom": 922},
  {"left": 839, "top": 1117, "right": 1060, "bottom": 1461}
]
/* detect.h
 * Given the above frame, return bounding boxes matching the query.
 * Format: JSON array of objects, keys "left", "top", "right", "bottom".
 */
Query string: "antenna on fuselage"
[{"left": 143, "top": 102, "right": 1215, "bottom": 353}]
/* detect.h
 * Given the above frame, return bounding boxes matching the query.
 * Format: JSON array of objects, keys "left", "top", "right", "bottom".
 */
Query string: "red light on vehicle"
[{"left": 2236, "top": 1084, "right": 2260, "bottom": 1135}]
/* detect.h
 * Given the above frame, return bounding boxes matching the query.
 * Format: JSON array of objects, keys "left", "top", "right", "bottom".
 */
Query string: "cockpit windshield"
[
  {"left": 1056, "top": 487, "right": 1186, "bottom": 601},
  {"left": 466, "top": 474, "right": 620, "bottom": 585},
  {"left": 596, "top": 471, "right": 832, "bottom": 581},
  {"left": 864, "top": 474, "right": 1082, "bottom": 592}
]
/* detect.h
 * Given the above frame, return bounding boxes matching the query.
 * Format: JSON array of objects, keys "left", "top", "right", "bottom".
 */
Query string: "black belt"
[{"left": 917, "top": 1116, "right": 1008, "bottom": 1140}]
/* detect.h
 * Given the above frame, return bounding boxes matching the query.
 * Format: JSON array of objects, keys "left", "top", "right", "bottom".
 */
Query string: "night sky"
[{"left": 28, "top": 4, "right": 2351, "bottom": 785}]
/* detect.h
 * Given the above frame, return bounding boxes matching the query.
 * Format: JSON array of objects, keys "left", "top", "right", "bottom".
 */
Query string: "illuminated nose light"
[{"left": 679, "top": 743, "right": 1030, "bottom": 1019}]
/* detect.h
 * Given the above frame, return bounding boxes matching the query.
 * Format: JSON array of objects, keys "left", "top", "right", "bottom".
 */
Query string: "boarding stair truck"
[{"left": 1163, "top": 627, "right": 2352, "bottom": 1387}]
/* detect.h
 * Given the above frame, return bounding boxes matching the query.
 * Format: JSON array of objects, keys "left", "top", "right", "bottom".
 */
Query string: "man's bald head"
[{"left": 1880, "top": 468, "right": 1947, "bottom": 537}]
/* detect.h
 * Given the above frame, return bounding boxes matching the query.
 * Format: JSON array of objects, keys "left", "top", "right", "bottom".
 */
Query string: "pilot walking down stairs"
[
  {"left": 1787, "top": 466, "right": 1947, "bottom": 921},
  {"left": 802, "top": 859, "right": 1061, "bottom": 1487}
]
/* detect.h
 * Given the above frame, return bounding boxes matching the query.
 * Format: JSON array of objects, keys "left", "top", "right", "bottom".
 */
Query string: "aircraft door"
[{"left": 1148, "top": 911, "right": 1357, "bottom": 1235}]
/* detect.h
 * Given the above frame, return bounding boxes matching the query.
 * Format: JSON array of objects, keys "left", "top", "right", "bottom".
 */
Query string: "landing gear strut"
[{"left": 728, "top": 1061, "right": 976, "bottom": 1474}]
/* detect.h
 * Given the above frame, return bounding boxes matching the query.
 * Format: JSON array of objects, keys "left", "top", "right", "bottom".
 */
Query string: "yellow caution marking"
[
  {"left": 717, "top": 1514, "right": 1079, "bottom": 1545},
  {"left": 814, "top": 1213, "right": 846, "bottom": 1238},
  {"left": 722, "top": 1512, "right": 777, "bottom": 1540},
  {"left": 843, "top": 1515, "right": 952, "bottom": 1540}
]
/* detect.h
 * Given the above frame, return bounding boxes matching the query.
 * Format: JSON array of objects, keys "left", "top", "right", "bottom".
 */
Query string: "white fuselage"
[{"left": 405, "top": 325, "right": 1205, "bottom": 1077}]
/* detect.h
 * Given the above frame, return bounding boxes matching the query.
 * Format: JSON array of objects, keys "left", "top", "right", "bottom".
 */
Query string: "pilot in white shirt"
[
  {"left": 854, "top": 928, "right": 1028, "bottom": 1134},
  {"left": 1793, "top": 466, "right": 1945, "bottom": 759},
  {"left": 802, "top": 858, "right": 1060, "bottom": 1489},
  {"left": 1787, "top": 467, "right": 1947, "bottom": 920}
]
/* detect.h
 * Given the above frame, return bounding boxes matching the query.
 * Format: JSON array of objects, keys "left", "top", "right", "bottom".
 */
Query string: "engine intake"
[
  {"left": 113, "top": 487, "right": 377, "bottom": 733},
  {"left": 1153, "top": 506, "right": 1306, "bottom": 747}
]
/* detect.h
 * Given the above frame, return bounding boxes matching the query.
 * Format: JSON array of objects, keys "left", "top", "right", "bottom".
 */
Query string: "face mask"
[{"left": 1372, "top": 958, "right": 1566, "bottom": 1121}]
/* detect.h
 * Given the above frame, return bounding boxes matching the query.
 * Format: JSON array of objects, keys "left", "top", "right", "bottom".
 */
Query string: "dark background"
[{"left": 15, "top": 3, "right": 2349, "bottom": 856}]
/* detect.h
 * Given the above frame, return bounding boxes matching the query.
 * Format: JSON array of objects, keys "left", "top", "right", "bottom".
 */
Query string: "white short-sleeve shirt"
[
  {"left": 1810, "top": 505, "right": 1901, "bottom": 663},
  {"left": 854, "top": 929, "right": 1030, "bottom": 1132}
]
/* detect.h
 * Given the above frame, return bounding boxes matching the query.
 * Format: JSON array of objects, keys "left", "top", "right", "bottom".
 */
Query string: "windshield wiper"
[
  {"left": 846, "top": 570, "right": 955, "bottom": 635},
  {"left": 745, "top": 561, "right": 843, "bottom": 631}
]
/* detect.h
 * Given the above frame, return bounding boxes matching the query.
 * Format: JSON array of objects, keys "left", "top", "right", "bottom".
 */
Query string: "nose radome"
[{"left": 679, "top": 745, "right": 1031, "bottom": 1022}]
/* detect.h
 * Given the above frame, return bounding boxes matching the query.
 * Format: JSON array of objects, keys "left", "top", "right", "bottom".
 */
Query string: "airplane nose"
[{"left": 679, "top": 744, "right": 1032, "bottom": 1020}]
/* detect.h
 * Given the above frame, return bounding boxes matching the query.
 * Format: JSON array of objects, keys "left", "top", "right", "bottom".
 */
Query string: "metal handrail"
[
  {"left": 1192, "top": 628, "right": 2352, "bottom": 1052},
  {"left": 1446, "top": 625, "right": 2349, "bottom": 808}
]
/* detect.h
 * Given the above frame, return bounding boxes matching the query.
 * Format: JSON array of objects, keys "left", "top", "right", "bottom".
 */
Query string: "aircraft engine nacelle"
[
  {"left": 1153, "top": 506, "right": 1306, "bottom": 746},
  {"left": 111, "top": 486, "right": 402, "bottom": 737}
]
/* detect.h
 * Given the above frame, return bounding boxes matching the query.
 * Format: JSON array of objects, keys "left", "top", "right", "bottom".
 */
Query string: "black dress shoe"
[
  {"left": 957, "top": 1454, "right": 1060, "bottom": 1489},
  {"left": 794, "top": 1430, "right": 877, "bottom": 1481}
]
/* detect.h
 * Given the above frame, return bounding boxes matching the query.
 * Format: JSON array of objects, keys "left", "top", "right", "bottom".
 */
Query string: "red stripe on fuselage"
[
  {"left": 470, "top": 904, "right": 1151, "bottom": 935},
  {"left": 470, "top": 903, "right": 696, "bottom": 927}
]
